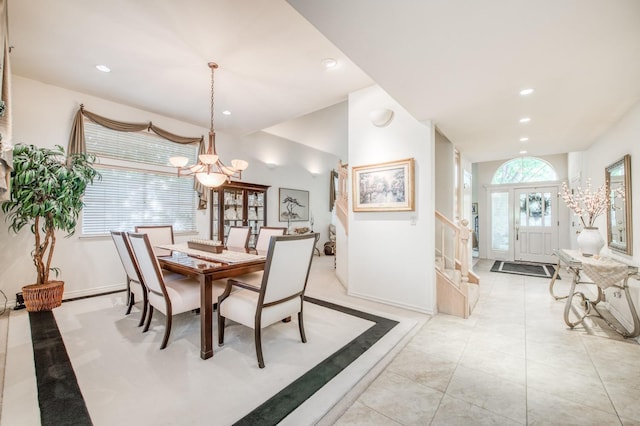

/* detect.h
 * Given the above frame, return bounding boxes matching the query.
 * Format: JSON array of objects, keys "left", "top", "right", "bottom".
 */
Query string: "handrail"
[{"left": 435, "top": 210, "right": 458, "bottom": 230}]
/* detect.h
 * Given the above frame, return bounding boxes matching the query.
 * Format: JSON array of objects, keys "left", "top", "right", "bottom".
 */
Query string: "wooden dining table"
[{"left": 157, "top": 244, "right": 266, "bottom": 359}]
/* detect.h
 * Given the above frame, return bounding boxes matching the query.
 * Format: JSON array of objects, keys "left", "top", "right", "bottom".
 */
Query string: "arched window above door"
[{"left": 491, "top": 157, "right": 557, "bottom": 184}]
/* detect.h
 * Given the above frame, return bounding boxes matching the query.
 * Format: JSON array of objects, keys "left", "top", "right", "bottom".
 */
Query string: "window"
[
  {"left": 82, "top": 121, "right": 199, "bottom": 235},
  {"left": 491, "top": 157, "right": 557, "bottom": 184}
]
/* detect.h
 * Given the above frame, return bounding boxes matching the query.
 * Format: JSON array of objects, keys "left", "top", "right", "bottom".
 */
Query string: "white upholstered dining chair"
[
  {"left": 127, "top": 232, "right": 226, "bottom": 349},
  {"left": 110, "top": 231, "right": 148, "bottom": 326},
  {"left": 225, "top": 226, "right": 250, "bottom": 249},
  {"left": 217, "top": 233, "right": 319, "bottom": 368},
  {"left": 253, "top": 226, "right": 287, "bottom": 253},
  {"left": 134, "top": 225, "right": 174, "bottom": 257}
]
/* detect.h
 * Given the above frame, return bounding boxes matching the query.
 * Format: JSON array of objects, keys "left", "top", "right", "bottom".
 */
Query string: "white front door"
[{"left": 514, "top": 186, "right": 559, "bottom": 263}]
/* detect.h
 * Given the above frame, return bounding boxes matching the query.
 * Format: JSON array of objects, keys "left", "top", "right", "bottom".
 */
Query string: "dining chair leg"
[
  {"left": 143, "top": 306, "right": 154, "bottom": 332},
  {"left": 160, "top": 314, "right": 172, "bottom": 350},
  {"left": 218, "top": 315, "right": 226, "bottom": 345},
  {"left": 126, "top": 294, "right": 135, "bottom": 315},
  {"left": 255, "top": 327, "right": 265, "bottom": 369},
  {"left": 298, "top": 311, "right": 307, "bottom": 343},
  {"left": 125, "top": 278, "right": 134, "bottom": 315},
  {"left": 138, "top": 297, "right": 148, "bottom": 327}
]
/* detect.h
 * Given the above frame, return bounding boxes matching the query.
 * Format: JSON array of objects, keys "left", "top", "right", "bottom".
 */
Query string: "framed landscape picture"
[
  {"left": 279, "top": 188, "right": 310, "bottom": 222},
  {"left": 352, "top": 158, "right": 415, "bottom": 212}
]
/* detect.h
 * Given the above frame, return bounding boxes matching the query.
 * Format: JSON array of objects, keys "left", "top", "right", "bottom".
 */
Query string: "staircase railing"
[
  {"left": 435, "top": 212, "right": 460, "bottom": 270},
  {"left": 435, "top": 210, "right": 478, "bottom": 284}
]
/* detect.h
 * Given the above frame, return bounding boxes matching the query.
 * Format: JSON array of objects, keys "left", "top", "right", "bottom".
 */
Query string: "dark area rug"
[{"left": 491, "top": 260, "right": 560, "bottom": 279}]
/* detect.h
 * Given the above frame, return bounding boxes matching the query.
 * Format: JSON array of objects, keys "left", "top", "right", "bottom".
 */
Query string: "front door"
[{"left": 514, "top": 186, "right": 558, "bottom": 263}]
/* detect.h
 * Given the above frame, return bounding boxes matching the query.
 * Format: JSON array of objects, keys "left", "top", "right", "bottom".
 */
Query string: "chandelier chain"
[{"left": 210, "top": 64, "right": 215, "bottom": 132}]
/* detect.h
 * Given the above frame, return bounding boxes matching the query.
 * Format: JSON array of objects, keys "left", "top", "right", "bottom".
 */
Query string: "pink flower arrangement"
[{"left": 560, "top": 179, "right": 624, "bottom": 228}]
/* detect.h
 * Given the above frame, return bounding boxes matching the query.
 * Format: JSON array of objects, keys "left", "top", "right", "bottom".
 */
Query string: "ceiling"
[{"left": 8, "top": 0, "right": 640, "bottom": 163}]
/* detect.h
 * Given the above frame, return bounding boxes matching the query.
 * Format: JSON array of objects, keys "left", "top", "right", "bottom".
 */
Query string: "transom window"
[
  {"left": 491, "top": 157, "right": 557, "bottom": 184},
  {"left": 82, "top": 120, "right": 199, "bottom": 236}
]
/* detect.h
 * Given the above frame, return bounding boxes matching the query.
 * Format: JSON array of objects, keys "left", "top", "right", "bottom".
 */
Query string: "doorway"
[
  {"left": 487, "top": 185, "right": 559, "bottom": 263},
  {"left": 514, "top": 186, "right": 558, "bottom": 263}
]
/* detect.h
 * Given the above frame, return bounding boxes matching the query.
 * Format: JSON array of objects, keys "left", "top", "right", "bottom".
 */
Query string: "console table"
[{"left": 549, "top": 249, "right": 640, "bottom": 338}]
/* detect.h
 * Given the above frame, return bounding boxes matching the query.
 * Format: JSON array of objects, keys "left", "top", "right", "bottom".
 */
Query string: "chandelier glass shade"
[{"left": 169, "top": 62, "right": 248, "bottom": 187}]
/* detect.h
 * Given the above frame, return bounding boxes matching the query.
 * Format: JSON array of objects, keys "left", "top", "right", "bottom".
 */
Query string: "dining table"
[{"left": 157, "top": 243, "right": 266, "bottom": 359}]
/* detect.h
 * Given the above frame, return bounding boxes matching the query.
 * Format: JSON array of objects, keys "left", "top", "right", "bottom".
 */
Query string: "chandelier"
[{"left": 169, "top": 62, "right": 248, "bottom": 187}]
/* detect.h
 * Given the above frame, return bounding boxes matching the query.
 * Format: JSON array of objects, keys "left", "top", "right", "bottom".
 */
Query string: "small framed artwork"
[
  {"left": 472, "top": 203, "right": 478, "bottom": 215},
  {"left": 279, "top": 188, "right": 310, "bottom": 222},
  {"left": 352, "top": 158, "right": 415, "bottom": 212}
]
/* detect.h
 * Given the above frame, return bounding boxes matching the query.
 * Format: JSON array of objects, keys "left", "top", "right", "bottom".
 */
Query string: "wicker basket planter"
[{"left": 22, "top": 281, "right": 64, "bottom": 312}]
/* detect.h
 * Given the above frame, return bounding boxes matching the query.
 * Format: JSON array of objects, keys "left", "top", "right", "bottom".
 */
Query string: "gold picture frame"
[{"left": 352, "top": 158, "right": 415, "bottom": 212}]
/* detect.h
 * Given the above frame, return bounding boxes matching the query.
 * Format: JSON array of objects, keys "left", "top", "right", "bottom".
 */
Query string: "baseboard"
[
  {"left": 62, "top": 284, "right": 126, "bottom": 302},
  {"left": 346, "top": 290, "right": 435, "bottom": 315}
]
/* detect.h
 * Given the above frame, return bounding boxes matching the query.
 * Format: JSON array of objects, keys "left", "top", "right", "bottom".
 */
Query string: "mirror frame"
[{"left": 606, "top": 154, "right": 632, "bottom": 255}]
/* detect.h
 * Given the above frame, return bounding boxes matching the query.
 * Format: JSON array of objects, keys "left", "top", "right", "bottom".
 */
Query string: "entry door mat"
[
  {"left": 4, "top": 292, "right": 409, "bottom": 426},
  {"left": 491, "top": 260, "right": 560, "bottom": 279}
]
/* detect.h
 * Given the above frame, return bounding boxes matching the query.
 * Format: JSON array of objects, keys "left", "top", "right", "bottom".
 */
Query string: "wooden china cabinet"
[{"left": 209, "top": 181, "right": 270, "bottom": 248}]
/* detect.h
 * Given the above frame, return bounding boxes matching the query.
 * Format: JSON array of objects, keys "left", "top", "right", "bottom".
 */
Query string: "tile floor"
[
  {"left": 330, "top": 259, "right": 640, "bottom": 425},
  {"left": 2, "top": 256, "right": 640, "bottom": 425}
]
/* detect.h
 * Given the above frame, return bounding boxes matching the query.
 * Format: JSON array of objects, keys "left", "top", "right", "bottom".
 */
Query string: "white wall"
[
  {"left": 580, "top": 100, "right": 640, "bottom": 333},
  {"left": 346, "top": 85, "right": 435, "bottom": 314},
  {"left": 0, "top": 76, "right": 339, "bottom": 302},
  {"left": 434, "top": 129, "right": 455, "bottom": 219}
]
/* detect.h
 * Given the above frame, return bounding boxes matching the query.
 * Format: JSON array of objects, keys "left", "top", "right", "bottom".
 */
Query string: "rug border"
[{"left": 235, "top": 296, "right": 399, "bottom": 425}]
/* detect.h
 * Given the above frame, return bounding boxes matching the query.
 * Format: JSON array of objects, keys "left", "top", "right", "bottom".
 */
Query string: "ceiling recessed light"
[
  {"left": 222, "top": 110, "right": 231, "bottom": 115},
  {"left": 519, "top": 88, "right": 534, "bottom": 96},
  {"left": 520, "top": 137, "right": 529, "bottom": 142},
  {"left": 520, "top": 150, "right": 528, "bottom": 154},
  {"left": 321, "top": 58, "right": 338, "bottom": 69},
  {"left": 95, "top": 64, "right": 111, "bottom": 73},
  {"left": 519, "top": 117, "right": 531, "bottom": 123}
]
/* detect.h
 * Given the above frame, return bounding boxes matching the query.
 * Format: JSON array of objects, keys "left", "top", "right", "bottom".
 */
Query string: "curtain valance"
[{"left": 68, "top": 105, "right": 208, "bottom": 206}]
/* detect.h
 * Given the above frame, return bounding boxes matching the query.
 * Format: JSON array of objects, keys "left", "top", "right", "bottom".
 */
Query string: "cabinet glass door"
[
  {"left": 223, "top": 188, "right": 244, "bottom": 243},
  {"left": 211, "top": 189, "right": 220, "bottom": 242},
  {"left": 247, "top": 191, "right": 265, "bottom": 248}
]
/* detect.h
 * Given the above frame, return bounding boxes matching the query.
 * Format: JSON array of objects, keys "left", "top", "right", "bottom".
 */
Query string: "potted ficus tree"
[{"left": 2, "top": 144, "right": 99, "bottom": 311}]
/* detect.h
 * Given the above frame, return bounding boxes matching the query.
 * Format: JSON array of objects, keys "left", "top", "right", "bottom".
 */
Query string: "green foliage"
[
  {"left": 2, "top": 144, "right": 100, "bottom": 285},
  {"left": 492, "top": 157, "right": 556, "bottom": 184}
]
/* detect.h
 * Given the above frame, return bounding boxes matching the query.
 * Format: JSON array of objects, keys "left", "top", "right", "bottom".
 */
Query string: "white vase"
[{"left": 577, "top": 227, "right": 604, "bottom": 257}]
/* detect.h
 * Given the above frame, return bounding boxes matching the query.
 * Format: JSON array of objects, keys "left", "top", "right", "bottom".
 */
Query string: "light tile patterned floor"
[{"left": 334, "top": 259, "right": 640, "bottom": 425}]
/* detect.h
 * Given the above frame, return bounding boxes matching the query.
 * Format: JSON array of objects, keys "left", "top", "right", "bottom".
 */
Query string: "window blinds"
[{"left": 82, "top": 121, "right": 199, "bottom": 235}]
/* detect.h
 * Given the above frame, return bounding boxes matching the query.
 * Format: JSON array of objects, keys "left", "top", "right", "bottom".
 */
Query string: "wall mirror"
[{"left": 606, "top": 154, "right": 632, "bottom": 255}]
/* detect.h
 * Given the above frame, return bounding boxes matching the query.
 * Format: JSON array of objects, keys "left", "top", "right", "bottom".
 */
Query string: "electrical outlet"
[{"left": 14, "top": 292, "right": 25, "bottom": 310}]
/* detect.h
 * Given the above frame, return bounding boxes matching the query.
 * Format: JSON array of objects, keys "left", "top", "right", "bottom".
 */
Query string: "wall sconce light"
[
  {"left": 369, "top": 108, "right": 394, "bottom": 127},
  {"left": 265, "top": 162, "right": 277, "bottom": 169},
  {"left": 310, "top": 172, "right": 321, "bottom": 178}
]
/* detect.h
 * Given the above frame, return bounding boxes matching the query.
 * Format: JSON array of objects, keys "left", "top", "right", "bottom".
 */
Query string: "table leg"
[
  {"left": 549, "top": 258, "right": 566, "bottom": 300},
  {"left": 624, "top": 279, "right": 640, "bottom": 338},
  {"left": 200, "top": 275, "right": 213, "bottom": 360},
  {"left": 563, "top": 270, "right": 588, "bottom": 328}
]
